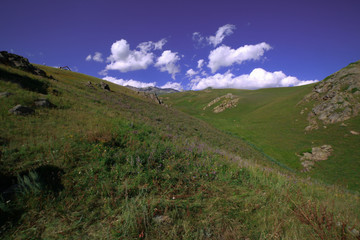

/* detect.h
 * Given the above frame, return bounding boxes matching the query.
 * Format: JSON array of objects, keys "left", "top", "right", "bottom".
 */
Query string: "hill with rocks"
[
  {"left": 0, "top": 52, "right": 359, "bottom": 239},
  {"left": 299, "top": 61, "right": 360, "bottom": 131},
  {"left": 165, "top": 60, "right": 360, "bottom": 191}
]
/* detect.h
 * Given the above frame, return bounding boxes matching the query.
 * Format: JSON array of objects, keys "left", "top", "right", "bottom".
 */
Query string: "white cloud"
[
  {"left": 154, "top": 39, "right": 167, "bottom": 50},
  {"left": 186, "top": 68, "right": 198, "bottom": 77},
  {"left": 93, "top": 52, "right": 104, "bottom": 62},
  {"left": 197, "top": 59, "right": 205, "bottom": 69},
  {"left": 192, "top": 24, "right": 236, "bottom": 48},
  {"left": 137, "top": 38, "right": 167, "bottom": 52},
  {"left": 189, "top": 68, "right": 318, "bottom": 90},
  {"left": 208, "top": 24, "right": 236, "bottom": 47},
  {"left": 160, "top": 82, "right": 183, "bottom": 91},
  {"left": 208, "top": 42, "right": 272, "bottom": 73},
  {"left": 105, "top": 39, "right": 154, "bottom": 73},
  {"left": 155, "top": 50, "right": 181, "bottom": 79},
  {"left": 103, "top": 76, "right": 156, "bottom": 88},
  {"left": 86, "top": 52, "right": 104, "bottom": 62},
  {"left": 192, "top": 32, "right": 205, "bottom": 47}
]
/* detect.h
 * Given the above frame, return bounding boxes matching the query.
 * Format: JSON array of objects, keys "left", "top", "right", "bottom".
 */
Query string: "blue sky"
[{"left": 1, "top": 0, "right": 360, "bottom": 90}]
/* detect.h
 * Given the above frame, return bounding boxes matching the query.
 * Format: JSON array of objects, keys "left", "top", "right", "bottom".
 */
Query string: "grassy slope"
[
  {"left": 164, "top": 78, "right": 360, "bottom": 191},
  {"left": 0, "top": 64, "right": 359, "bottom": 239}
]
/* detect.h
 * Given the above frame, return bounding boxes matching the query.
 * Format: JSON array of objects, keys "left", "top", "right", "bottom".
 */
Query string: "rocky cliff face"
[{"left": 299, "top": 61, "right": 360, "bottom": 131}]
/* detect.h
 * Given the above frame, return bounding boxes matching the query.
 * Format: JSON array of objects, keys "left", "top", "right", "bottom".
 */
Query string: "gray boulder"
[
  {"left": 9, "top": 105, "right": 35, "bottom": 115},
  {"left": 99, "top": 82, "right": 110, "bottom": 91},
  {"left": 0, "top": 92, "right": 13, "bottom": 98},
  {"left": 34, "top": 98, "right": 56, "bottom": 108}
]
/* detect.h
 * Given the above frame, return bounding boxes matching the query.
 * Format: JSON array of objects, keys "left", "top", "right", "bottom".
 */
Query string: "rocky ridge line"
[{"left": 299, "top": 61, "right": 360, "bottom": 131}]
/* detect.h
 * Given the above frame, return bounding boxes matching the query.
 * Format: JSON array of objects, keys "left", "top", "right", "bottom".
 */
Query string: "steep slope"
[
  {"left": 164, "top": 61, "right": 360, "bottom": 191},
  {"left": 1, "top": 53, "right": 359, "bottom": 239}
]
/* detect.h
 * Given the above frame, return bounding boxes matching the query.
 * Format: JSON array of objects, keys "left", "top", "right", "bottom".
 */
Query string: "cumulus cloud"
[
  {"left": 208, "top": 24, "right": 236, "bottom": 47},
  {"left": 105, "top": 39, "right": 154, "bottom": 73},
  {"left": 186, "top": 68, "right": 198, "bottom": 77},
  {"left": 155, "top": 50, "right": 180, "bottom": 79},
  {"left": 103, "top": 76, "right": 156, "bottom": 88},
  {"left": 189, "top": 68, "right": 318, "bottom": 90},
  {"left": 86, "top": 52, "right": 104, "bottom": 62},
  {"left": 197, "top": 59, "right": 205, "bottom": 69},
  {"left": 160, "top": 82, "right": 183, "bottom": 91},
  {"left": 208, "top": 42, "right": 272, "bottom": 73}
]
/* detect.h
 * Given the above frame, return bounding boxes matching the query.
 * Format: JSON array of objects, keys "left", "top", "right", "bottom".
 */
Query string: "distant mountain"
[{"left": 125, "top": 85, "right": 179, "bottom": 95}]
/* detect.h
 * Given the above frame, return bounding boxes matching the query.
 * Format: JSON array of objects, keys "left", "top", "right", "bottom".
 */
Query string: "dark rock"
[
  {"left": 0, "top": 92, "right": 13, "bottom": 98},
  {"left": 8, "top": 104, "right": 35, "bottom": 115},
  {"left": 99, "top": 82, "right": 110, "bottom": 91},
  {"left": 34, "top": 98, "right": 56, "bottom": 108},
  {"left": 0, "top": 51, "right": 47, "bottom": 78},
  {"left": 51, "top": 89, "right": 60, "bottom": 96}
]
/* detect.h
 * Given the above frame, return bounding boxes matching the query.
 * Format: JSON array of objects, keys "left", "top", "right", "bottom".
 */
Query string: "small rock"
[
  {"left": 350, "top": 130, "right": 359, "bottom": 135},
  {"left": 340, "top": 122, "right": 347, "bottom": 127},
  {"left": 153, "top": 215, "right": 172, "bottom": 225},
  {"left": 51, "top": 89, "right": 60, "bottom": 96},
  {"left": 0, "top": 92, "right": 13, "bottom": 98},
  {"left": 8, "top": 104, "right": 34, "bottom": 115},
  {"left": 86, "top": 81, "right": 95, "bottom": 88},
  {"left": 99, "top": 82, "right": 110, "bottom": 91},
  {"left": 34, "top": 99, "right": 56, "bottom": 108}
]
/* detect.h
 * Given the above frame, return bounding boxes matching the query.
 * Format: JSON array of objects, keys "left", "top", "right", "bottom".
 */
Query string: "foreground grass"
[{"left": 1, "top": 64, "right": 359, "bottom": 239}]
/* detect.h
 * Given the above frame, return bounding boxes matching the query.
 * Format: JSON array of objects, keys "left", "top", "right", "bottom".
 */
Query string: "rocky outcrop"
[
  {"left": 137, "top": 91, "right": 163, "bottom": 104},
  {"left": 0, "top": 51, "right": 49, "bottom": 78},
  {"left": 85, "top": 81, "right": 95, "bottom": 89},
  {"left": 99, "top": 82, "right": 110, "bottom": 91},
  {"left": 213, "top": 98, "right": 240, "bottom": 113},
  {"left": 8, "top": 105, "right": 35, "bottom": 116},
  {"left": 204, "top": 93, "right": 239, "bottom": 113},
  {"left": 298, "top": 145, "right": 333, "bottom": 172},
  {"left": 34, "top": 99, "right": 56, "bottom": 108},
  {"left": 299, "top": 61, "right": 360, "bottom": 130}
]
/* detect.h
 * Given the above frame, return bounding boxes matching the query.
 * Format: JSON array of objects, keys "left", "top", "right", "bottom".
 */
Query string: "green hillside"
[
  {"left": 164, "top": 62, "right": 360, "bottom": 191},
  {"left": 1, "top": 54, "right": 360, "bottom": 239}
]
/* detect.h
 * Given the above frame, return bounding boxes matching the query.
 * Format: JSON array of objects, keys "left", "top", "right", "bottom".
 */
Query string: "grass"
[
  {"left": 164, "top": 62, "right": 360, "bottom": 192},
  {"left": 0, "top": 63, "right": 359, "bottom": 239}
]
